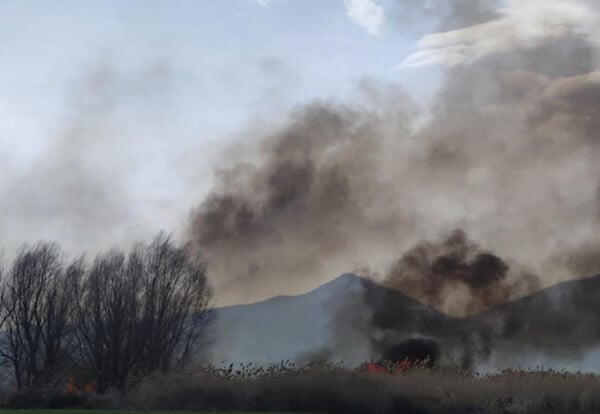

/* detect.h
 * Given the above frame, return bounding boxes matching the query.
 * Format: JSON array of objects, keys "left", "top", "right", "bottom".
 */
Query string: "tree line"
[{"left": 0, "top": 233, "right": 212, "bottom": 393}]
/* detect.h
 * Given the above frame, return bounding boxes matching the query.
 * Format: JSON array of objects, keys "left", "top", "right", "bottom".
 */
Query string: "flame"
[
  {"left": 396, "top": 359, "right": 411, "bottom": 372},
  {"left": 65, "top": 377, "right": 96, "bottom": 394},
  {"left": 364, "top": 358, "right": 413, "bottom": 374},
  {"left": 65, "top": 378, "right": 77, "bottom": 394},
  {"left": 366, "top": 363, "right": 386, "bottom": 374}
]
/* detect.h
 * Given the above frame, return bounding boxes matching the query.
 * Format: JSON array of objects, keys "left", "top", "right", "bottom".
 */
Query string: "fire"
[
  {"left": 364, "top": 358, "right": 413, "bottom": 374},
  {"left": 366, "top": 363, "right": 386, "bottom": 374},
  {"left": 65, "top": 377, "right": 96, "bottom": 394}
]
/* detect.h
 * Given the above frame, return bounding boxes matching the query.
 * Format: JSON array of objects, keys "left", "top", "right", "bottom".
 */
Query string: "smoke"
[
  {"left": 189, "top": 0, "right": 600, "bottom": 314},
  {"left": 381, "top": 338, "right": 440, "bottom": 366},
  {"left": 188, "top": 97, "right": 416, "bottom": 304},
  {"left": 383, "top": 229, "right": 540, "bottom": 316},
  {"left": 0, "top": 59, "right": 200, "bottom": 257},
  {"left": 0, "top": 63, "right": 131, "bottom": 255}
]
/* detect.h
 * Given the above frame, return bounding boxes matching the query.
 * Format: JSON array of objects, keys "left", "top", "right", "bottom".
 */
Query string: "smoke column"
[{"left": 189, "top": 0, "right": 600, "bottom": 317}]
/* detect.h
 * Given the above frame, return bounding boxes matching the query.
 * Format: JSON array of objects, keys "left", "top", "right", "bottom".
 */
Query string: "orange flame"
[
  {"left": 364, "top": 358, "right": 413, "bottom": 374},
  {"left": 366, "top": 363, "right": 386, "bottom": 374},
  {"left": 65, "top": 377, "right": 96, "bottom": 394}
]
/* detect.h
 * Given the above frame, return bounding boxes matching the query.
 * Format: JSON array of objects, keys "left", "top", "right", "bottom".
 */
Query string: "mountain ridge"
[{"left": 208, "top": 272, "right": 600, "bottom": 370}]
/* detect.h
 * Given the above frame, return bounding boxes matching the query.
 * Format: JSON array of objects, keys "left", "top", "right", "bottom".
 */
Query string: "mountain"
[
  {"left": 467, "top": 273, "right": 600, "bottom": 371},
  {"left": 207, "top": 273, "right": 361, "bottom": 364},
  {"left": 206, "top": 273, "right": 600, "bottom": 371},
  {"left": 206, "top": 273, "right": 453, "bottom": 365}
]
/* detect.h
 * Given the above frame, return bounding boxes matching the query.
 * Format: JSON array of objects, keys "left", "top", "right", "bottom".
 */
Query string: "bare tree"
[
  {"left": 0, "top": 243, "right": 75, "bottom": 389},
  {"left": 135, "top": 234, "right": 212, "bottom": 374},
  {"left": 72, "top": 234, "right": 212, "bottom": 392},
  {"left": 72, "top": 250, "right": 140, "bottom": 392},
  {"left": 0, "top": 234, "right": 211, "bottom": 393}
]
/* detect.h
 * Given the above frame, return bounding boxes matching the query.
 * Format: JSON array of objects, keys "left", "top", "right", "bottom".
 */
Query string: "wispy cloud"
[
  {"left": 398, "top": 0, "right": 599, "bottom": 68},
  {"left": 344, "top": 0, "right": 385, "bottom": 36},
  {"left": 255, "top": 0, "right": 272, "bottom": 7}
]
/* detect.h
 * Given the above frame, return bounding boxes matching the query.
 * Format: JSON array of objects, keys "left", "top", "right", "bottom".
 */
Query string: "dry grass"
[{"left": 129, "top": 363, "right": 600, "bottom": 414}]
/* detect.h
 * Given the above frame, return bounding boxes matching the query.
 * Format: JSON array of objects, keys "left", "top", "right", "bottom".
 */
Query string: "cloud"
[
  {"left": 345, "top": 0, "right": 385, "bottom": 36},
  {"left": 255, "top": 0, "right": 272, "bottom": 7},
  {"left": 398, "top": 0, "right": 599, "bottom": 68}
]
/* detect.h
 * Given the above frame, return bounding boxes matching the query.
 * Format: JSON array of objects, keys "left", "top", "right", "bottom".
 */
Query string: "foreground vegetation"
[
  {"left": 4, "top": 363, "right": 600, "bottom": 414},
  {"left": 132, "top": 365, "right": 600, "bottom": 414}
]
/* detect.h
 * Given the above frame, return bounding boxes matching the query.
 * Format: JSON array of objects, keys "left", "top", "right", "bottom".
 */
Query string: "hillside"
[
  {"left": 207, "top": 273, "right": 455, "bottom": 365},
  {"left": 468, "top": 273, "right": 600, "bottom": 371},
  {"left": 207, "top": 273, "right": 600, "bottom": 371}
]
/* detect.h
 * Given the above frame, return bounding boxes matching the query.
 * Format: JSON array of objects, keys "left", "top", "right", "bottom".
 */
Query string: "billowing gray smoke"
[{"left": 189, "top": 0, "right": 600, "bottom": 362}]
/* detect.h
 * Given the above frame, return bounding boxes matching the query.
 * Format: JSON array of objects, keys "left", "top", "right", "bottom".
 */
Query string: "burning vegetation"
[
  {"left": 381, "top": 338, "right": 440, "bottom": 368},
  {"left": 364, "top": 338, "right": 440, "bottom": 374}
]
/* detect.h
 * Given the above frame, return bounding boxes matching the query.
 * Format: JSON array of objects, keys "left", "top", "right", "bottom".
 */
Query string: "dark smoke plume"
[
  {"left": 383, "top": 229, "right": 540, "bottom": 316},
  {"left": 381, "top": 338, "right": 440, "bottom": 367},
  {"left": 188, "top": 100, "right": 415, "bottom": 304},
  {"left": 189, "top": 0, "right": 600, "bottom": 367}
]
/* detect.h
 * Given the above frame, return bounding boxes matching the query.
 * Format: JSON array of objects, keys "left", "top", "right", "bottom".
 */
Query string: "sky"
[
  {"left": 2, "top": 0, "right": 600, "bottom": 308},
  {"left": 0, "top": 0, "right": 433, "bottom": 257}
]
